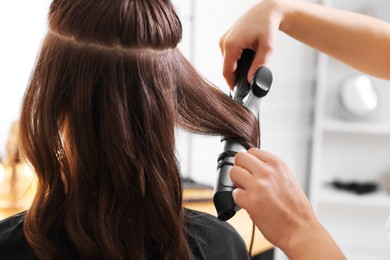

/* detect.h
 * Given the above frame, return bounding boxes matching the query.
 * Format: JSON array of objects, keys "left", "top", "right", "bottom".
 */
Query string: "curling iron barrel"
[{"left": 213, "top": 50, "right": 273, "bottom": 221}]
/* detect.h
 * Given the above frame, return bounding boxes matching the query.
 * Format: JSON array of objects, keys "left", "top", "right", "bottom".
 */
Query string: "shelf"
[
  {"left": 311, "top": 1, "right": 390, "bottom": 258},
  {"left": 318, "top": 185, "right": 390, "bottom": 207},
  {"left": 322, "top": 119, "right": 390, "bottom": 135}
]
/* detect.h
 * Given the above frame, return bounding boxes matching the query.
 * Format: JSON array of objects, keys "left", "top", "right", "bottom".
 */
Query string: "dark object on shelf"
[{"left": 330, "top": 180, "right": 378, "bottom": 195}]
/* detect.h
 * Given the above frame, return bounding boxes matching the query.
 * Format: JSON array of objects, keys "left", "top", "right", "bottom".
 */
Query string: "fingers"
[
  {"left": 230, "top": 165, "right": 253, "bottom": 189},
  {"left": 247, "top": 43, "right": 273, "bottom": 83},
  {"left": 247, "top": 148, "right": 277, "bottom": 163},
  {"left": 230, "top": 150, "right": 270, "bottom": 209},
  {"left": 219, "top": 36, "right": 243, "bottom": 90},
  {"left": 220, "top": 38, "right": 272, "bottom": 89},
  {"left": 247, "top": 148, "right": 290, "bottom": 177},
  {"left": 234, "top": 150, "right": 268, "bottom": 176},
  {"left": 232, "top": 187, "right": 248, "bottom": 209},
  {"left": 222, "top": 50, "right": 239, "bottom": 90},
  {"left": 230, "top": 164, "right": 256, "bottom": 210},
  {"left": 219, "top": 0, "right": 282, "bottom": 91}
]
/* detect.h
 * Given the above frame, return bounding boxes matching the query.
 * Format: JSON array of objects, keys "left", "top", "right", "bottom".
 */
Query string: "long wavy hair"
[{"left": 19, "top": 0, "right": 258, "bottom": 259}]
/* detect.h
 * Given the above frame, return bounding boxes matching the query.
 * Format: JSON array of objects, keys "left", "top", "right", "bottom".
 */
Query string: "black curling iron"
[{"left": 213, "top": 49, "right": 273, "bottom": 221}]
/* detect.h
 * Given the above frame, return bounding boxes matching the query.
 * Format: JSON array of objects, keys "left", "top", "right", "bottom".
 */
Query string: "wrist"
[
  {"left": 279, "top": 218, "right": 345, "bottom": 259},
  {"left": 279, "top": 218, "right": 321, "bottom": 255},
  {"left": 258, "top": 0, "right": 285, "bottom": 30},
  {"left": 277, "top": 0, "right": 295, "bottom": 33}
]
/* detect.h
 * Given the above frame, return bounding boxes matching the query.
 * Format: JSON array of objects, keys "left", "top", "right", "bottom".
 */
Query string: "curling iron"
[{"left": 213, "top": 49, "right": 273, "bottom": 221}]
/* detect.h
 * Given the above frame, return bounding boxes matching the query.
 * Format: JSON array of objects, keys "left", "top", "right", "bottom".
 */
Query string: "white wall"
[
  {"left": 0, "top": 0, "right": 317, "bottom": 191},
  {"left": 0, "top": 0, "right": 51, "bottom": 158}
]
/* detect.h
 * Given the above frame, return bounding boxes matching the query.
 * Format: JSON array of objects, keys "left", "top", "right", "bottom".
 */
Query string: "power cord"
[{"left": 249, "top": 221, "right": 255, "bottom": 256}]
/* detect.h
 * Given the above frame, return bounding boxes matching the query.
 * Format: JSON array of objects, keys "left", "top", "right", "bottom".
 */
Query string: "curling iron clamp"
[{"left": 213, "top": 49, "right": 273, "bottom": 221}]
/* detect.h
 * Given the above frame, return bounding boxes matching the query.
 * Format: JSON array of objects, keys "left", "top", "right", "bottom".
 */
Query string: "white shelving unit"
[
  {"left": 309, "top": 1, "right": 390, "bottom": 259},
  {"left": 318, "top": 186, "right": 390, "bottom": 208}
]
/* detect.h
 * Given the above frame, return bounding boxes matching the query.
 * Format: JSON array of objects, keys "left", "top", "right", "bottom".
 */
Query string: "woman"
[{"left": 0, "top": 0, "right": 258, "bottom": 259}]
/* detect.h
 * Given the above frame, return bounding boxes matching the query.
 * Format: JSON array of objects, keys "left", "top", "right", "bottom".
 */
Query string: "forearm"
[
  {"left": 278, "top": 0, "right": 390, "bottom": 80},
  {"left": 279, "top": 219, "right": 346, "bottom": 260}
]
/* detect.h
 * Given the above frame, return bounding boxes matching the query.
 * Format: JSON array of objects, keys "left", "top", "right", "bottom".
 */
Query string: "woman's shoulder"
[
  {"left": 0, "top": 211, "right": 36, "bottom": 259},
  {"left": 185, "top": 208, "right": 250, "bottom": 260}
]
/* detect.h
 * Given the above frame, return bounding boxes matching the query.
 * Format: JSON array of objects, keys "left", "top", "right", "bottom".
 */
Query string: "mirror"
[{"left": 338, "top": 74, "right": 378, "bottom": 119}]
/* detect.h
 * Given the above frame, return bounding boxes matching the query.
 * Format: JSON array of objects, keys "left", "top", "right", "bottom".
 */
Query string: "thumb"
[
  {"left": 232, "top": 188, "right": 247, "bottom": 209},
  {"left": 247, "top": 44, "right": 272, "bottom": 83}
]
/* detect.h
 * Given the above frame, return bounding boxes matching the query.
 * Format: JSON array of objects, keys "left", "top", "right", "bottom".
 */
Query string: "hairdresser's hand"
[
  {"left": 221, "top": 0, "right": 390, "bottom": 84},
  {"left": 231, "top": 148, "right": 346, "bottom": 259},
  {"left": 219, "top": 0, "right": 282, "bottom": 89},
  {"left": 231, "top": 148, "right": 315, "bottom": 250}
]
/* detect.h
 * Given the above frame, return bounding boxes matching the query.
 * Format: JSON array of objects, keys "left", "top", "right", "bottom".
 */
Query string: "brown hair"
[{"left": 19, "top": 0, "right": 258, "bottom": 259}]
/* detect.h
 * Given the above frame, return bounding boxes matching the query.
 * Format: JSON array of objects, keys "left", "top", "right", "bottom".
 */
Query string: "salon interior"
[{"left": 1, "top": 0, "right": 390, "bottom": 259}]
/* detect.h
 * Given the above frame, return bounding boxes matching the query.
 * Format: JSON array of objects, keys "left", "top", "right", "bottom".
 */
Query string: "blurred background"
[{"left": 0, "top": 0, "right": 390, "bottom": 259}]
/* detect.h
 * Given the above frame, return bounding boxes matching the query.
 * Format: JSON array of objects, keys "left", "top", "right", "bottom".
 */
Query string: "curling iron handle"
[
  {"left": 214, "top": 141, "right": 246, "bottom": 221},
  {"left": 213, "top": 66, "right": 273, "bottom": 222}
]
